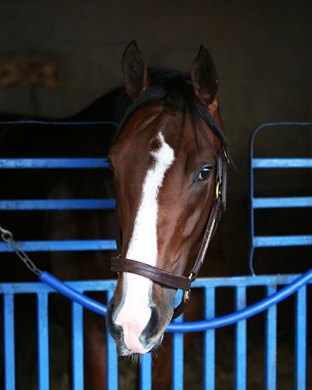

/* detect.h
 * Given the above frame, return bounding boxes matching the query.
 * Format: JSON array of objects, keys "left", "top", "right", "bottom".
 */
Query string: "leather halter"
[{"left": 111, "top": 150, "right": 228, "bottom": 319}]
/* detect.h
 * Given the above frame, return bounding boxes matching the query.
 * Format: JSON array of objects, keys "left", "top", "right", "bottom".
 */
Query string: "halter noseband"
[{"left": 111, "top": 150, "right": 228, "bottom": 319}]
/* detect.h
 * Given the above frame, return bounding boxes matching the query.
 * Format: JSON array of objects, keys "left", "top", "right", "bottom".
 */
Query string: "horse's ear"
[
  {"left": 122, "top": 41, "right": 149, "bottom": 100},
  {"left": 191, "top": 45, "right": 218, "bottom": 113}
]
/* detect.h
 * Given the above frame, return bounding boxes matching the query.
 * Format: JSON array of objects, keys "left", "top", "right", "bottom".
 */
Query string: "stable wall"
[{"left": 0, "top": 0, "right": 311, "bottom": 273}]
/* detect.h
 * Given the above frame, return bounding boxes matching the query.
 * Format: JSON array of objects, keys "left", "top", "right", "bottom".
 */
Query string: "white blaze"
[{"left": 115, "top": 132, "right": 175, "bottom": 353}]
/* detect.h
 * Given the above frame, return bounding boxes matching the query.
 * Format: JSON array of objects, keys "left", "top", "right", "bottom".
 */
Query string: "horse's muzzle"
[{"left": 106, "top": 300, "right": 167, "bottom": 355}]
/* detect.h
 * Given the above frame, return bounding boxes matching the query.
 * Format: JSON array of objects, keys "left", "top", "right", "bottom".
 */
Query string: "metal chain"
[{"left": 0, "top": 225, "right": 41, "bottom": 276}]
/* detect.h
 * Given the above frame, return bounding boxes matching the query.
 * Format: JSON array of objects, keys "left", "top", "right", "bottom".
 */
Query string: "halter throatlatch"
[{"left": 111, "top": 150, "right": 228, "bottom": 319}]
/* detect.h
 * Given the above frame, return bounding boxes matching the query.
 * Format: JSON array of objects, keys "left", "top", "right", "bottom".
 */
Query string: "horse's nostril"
[
  {"left": 106, "top": 300, "right": 123, "bottom": 339},
  {"left": 140, "top": 306, "right": 159, "bottom": 341}
]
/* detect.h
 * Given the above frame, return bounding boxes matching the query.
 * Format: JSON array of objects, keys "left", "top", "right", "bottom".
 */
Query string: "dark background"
[
  {"left": 0, "top": 2, "right": 311, "bottom": 389},
  {"left": 0, "top": 0, "right": 311, "bottom": 275}
]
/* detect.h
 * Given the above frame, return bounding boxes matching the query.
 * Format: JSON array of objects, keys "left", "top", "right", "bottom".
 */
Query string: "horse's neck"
[
  {"left": 0, "top": 87, "right": 131, "bottom": 157},
  {"left": 70, "top": 87, "right": 131, "bottom": 122}
]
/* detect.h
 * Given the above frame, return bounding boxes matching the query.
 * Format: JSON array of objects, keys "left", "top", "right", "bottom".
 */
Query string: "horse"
[
  {"left": 106, "top": 41, "right": 229, "bottom": 357},
  {"left": 0, "top": 41, "right": 229, "bottom": 388}
]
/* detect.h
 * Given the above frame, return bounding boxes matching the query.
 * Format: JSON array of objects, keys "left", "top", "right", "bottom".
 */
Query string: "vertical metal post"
[
  {"left": 106, "top": 288, "right": 118, "bottom": 390},
  {"left": 37, "top": 292, "right": 50, "bottom": 389},
  {"left": 249, "top": 129, "right": 256, "bottom": 276},
  {"left": 72, "top": 301, "right": 84, "bottom": 390},
  {"left": 265, "top": 285, "right": 277, "bottom": 390},
  {"left": 295, "top": 286, "right": 307, "bottom": 390},
  {"left": 172, "top": 292, "right": 184, "bottom": 390},
  {"left": 140, "top": 353, "right": 152, "bottom": 390},
  {"left": 203, "top": 287, "right": 215, "bottom": 390},
  {"left": 235, "top": 286, "right": 247, "bottom": 390},
  {"left": 4, "top": 293, "right": 15, "bottom": 390}
]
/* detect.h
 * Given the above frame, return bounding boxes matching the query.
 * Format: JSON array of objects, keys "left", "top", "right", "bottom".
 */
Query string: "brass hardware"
[{"left": 215, "top": 180, "right": 221, "bottom": 199}]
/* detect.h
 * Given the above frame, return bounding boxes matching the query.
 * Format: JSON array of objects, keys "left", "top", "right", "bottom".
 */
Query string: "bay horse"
[
  {"left": 0, "top": 41, "right": 229, "bottom": 388},
  {"left": 106, "top": 41, "right": 229, "bottom": 356}
]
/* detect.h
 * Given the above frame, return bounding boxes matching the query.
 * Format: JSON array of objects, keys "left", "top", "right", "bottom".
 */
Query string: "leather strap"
[
  {"left": 188, "top": 197, "right": 222, "bottom": 280},
  {"left": 111, "top": 257, "right": 192, "bottom": 290}
]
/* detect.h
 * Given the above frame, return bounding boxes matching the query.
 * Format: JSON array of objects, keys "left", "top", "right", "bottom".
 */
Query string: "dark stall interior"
[{"left": 0, "top": 1, "right": 311, "bottom": 389}]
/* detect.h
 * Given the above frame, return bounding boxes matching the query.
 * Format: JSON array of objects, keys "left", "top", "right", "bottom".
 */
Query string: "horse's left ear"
[
  {"left": 122, "top": 40, "right": 150, "bottom": 100},
  {"left": 191, "top": 45, "right": 218, "bottom": 114}
]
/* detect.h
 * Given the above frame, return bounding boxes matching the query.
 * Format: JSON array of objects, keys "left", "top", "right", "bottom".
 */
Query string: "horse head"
[{"left": 106, "top": 41, "right": 229, "bottom": 356}]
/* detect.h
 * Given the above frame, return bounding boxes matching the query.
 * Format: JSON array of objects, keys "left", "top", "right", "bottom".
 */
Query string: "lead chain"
[{"left": 0, "top": 225, "right": 41, "bottom": 276}]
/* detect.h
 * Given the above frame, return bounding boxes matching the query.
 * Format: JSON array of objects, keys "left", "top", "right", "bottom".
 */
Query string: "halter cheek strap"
[{"left": 111, "top": 151, "right": 228, "bottom": 319}]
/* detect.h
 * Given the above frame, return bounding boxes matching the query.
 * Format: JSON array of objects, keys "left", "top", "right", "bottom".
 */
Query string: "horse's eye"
[{"left": 195, "top": 165, "right": 212, "bottom": 183}]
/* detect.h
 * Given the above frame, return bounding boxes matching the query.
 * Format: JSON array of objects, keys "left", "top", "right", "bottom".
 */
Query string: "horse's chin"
[{"left": 117, "top": 333, "right": 164, "bottom": 357}]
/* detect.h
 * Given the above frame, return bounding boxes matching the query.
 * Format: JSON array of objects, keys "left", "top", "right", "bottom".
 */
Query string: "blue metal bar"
[
  {"left": 253, "top": 235, "right": 312, "bottom": 247},
  {"left": 252, "top": 197, "right": 312, "bottom": 208},
  {"left": 203, "top": 288, "right": 215, "bottom": 390},
  {"left": 0, "top": 279, "right": 117, "bottom": 295},
  {"left": 249, "top": 123, "right": 312, "bottom": 167},
  {"left": 39, "top": 272, "right": 108, "bottom": 316},
  {"left": 167, "top": 269, "right": 312, "bottom": 332},
  {"left": 37, "top": 292, "right": 50, "bottom": 389},
  {"left": 4, "top": 293, "right": 15, "bottom": 390},
  {"left": 1, "top": 273, "right": 309, "bottom": 295},
  {"left": 295, "top": 286, "right": 307, "bottom": 390},
  {"left": 248, "top": 122, "right": 312, "bottom": 275},
  {"left": 0, "top": 158, "right": 109, "bottom": 169},
  {"left": 172, "top": 313, "right": 184, "bottom": 390},
  {"left": 252, "top": 158, "right": 312, "bottom": 168},
  {"left": 265, "top": 285, "right": 277, "bottom": 390},
  {"left": 72, "top": 301, "right": 84, "bottom": 390},
  {"left": 0, "top": 199, "right": 116, "bottom": 210},
  {"left": 106, "top": 288, "right": 118, "bottom": 390},
  {"left": 235, "top": 286, "right": 247, "bottom": 390},
  {"left": 192, "top": 274, "right": 310, "bottom": 288},
  {"left": 140, "top": 353, "right": 152, "bottom": 390},
  {"left": 38, "top": 269, "right": 312, "bottom": 332},
  {"left": 0, "top": 239, "right": 117, "bottom": 252},
  {"left": 249, "top": 129, "right": 256, "bottom": 275}
]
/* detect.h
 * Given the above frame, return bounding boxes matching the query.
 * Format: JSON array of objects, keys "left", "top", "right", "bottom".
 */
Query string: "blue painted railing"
[
  {"left": 38, "top": 268, "right": 312, "bottom": 332},
  {"left": 1, "top": 274, "right": 311, "bottom": 390},
  {"left": 0, "top": 121, "right": 311, "bottom": 389},
  {"left": 249, "top": 121, "right": 312, "bottom": 274},
  {"left": 0, "top": 275, "right": 311, "bottom": 390}
]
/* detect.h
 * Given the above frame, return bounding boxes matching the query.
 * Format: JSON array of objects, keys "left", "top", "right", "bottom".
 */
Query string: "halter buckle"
[
  {"left": 183, "top": 272, "right": 195, "bottom": 302},
  {"left": 215, "top": 180, "right": 221, "bottom": 200},
  {"left": 183, "top": 289, "right": 191, "bottom": 303}
]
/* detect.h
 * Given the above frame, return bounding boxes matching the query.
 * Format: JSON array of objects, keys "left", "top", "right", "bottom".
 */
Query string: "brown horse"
[
  {"left": 106, "top": 41, "right": 229, "bottom": 357},
  {"left": 0, "top": 41, "right": 229, "bottom": 388}
]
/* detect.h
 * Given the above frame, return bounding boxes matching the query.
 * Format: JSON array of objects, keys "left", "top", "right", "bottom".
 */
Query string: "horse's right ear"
[
  {"left": 122, "top": 41, "right": 149, "bottom": 100},
  {"left": 191, "top": 45, "right": 219, "bottom": 114}
]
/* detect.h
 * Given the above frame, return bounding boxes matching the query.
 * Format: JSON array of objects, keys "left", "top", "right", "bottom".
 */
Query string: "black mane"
[{"left": 117, "top": 67, "right": 229, "bottom": 154}]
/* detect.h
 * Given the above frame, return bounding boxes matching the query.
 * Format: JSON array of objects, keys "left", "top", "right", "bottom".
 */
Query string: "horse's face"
[{"left": 107, "top": 42, "right": 227, "bottom": 356}]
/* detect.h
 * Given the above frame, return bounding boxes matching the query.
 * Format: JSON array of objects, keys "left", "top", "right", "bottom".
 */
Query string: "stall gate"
[{"left": 0, "top": 121, "right": 311, "bottom": 389}]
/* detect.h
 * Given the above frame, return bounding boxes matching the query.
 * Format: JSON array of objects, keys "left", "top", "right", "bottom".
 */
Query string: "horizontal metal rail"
[
  {"left": 252, "top": 196, "right": 312, "bottom": 208},
  {"left": 252, "top": 158, "right": 312, "bottom": 168},
  {"left": 0, "top": 158, "right": 109, "bottom": 169},
  {"left": 0, "top": 240, "right": 117, "bottom": 252},
  {"left": 0, "top": 199, "right": 116, "bottom": 210},
  {"left": 253, "top": 235, "right": 312, "bottom": 247}
]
